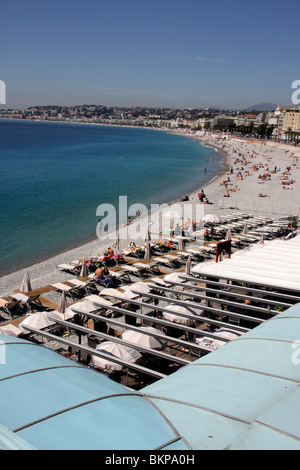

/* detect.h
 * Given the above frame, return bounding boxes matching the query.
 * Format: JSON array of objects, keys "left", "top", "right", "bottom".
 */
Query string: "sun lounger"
[
  {"left": 51, "top": 282, "right": 79, "bottom": 299},
  {"left": 6, "top": 292, "right": 42, "bottom": 313},
  {"left": 84, "top": 294, "right": 116, "bottom": 308},
  {"left": 109, "top": 270, "right": 132, "bottom": 284},
  {"left": 67, "top": 279, "right": 89, "bottom": 294},
  {"left": 0, "top": 298, "right": 23, "bottom": 319},
  {"left": 121, "top": 264, "right": 147, "bottom": 279},
  {"left": 131, "top": 261, "right": 161, "bottom": 274},
  {"left": 151, "top": 255, "right": 182, "bottom": 268},
  {"left": 57, "top": 264, "right": 80, "bottom": 275}
]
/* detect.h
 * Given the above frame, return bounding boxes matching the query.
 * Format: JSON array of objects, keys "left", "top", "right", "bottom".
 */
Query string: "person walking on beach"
[{"left": 198, "top": 189, "right": 205, "bottom": 202}]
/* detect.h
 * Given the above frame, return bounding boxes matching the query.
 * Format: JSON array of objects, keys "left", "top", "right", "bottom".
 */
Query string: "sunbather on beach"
[{"left": 94, "top": 264, "right": 114, "bottom": 286}]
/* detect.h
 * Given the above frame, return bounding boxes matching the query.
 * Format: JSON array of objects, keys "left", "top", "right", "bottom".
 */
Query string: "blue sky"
[{"left": 1, "top": 0, "right": 299, "bottom": 109}]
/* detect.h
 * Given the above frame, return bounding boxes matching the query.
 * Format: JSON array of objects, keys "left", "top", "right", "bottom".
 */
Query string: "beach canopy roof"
[
  {"left": 2, "top": 299, "right": 300, "bottom": 449},
  {"left": 192, "top": 235, "right": 300, "bottom": 293}
]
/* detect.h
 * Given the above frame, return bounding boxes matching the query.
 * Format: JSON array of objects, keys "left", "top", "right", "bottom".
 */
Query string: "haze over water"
[{"left": 0, "top": 119, "right": 223, "bottom": 276}]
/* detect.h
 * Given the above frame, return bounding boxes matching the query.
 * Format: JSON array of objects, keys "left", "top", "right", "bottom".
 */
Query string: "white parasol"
[
  {"left": 122, "top": 326, "right": 166, "bottom": 350},
  {"left": 144, "top": 242, "right": 151, "bottom": 260},
  {"left": 185, "top": 255, "right": 192, "bottom": 275},
  {"left": 123, "top": 282, "right": 151, "bottom": 299},
  {"left": 19, "top": 311, "right": 57, "bottom": 333},
  {"left": 163, "top": 303, "right": 203, "bottom": 325},
  {"left": 20, "top": 270, "right": 32, "bottom": 293},
  {"left": 203, "top": 214, "right": 221, "bottom": 224},
  {"left": 226, "top": 228, "right": 232, "bottom": 240},
  {"left": 62, "top": 299, "right": 97, "bottom": 320},
  {"left": 80, "top": 258, "right": 88, "bottom": 277},
  {"left": 57, "top": 290, "right": 68, "bottom": 314},
  {"left": 164, "top": 272, "right": 185, "bottom": 284},
  {"left": 242, "top": 223, "right": 248, "bottom": 235},
  {"left": 91, "top": 341, "right": 142, "bottom": 372}
]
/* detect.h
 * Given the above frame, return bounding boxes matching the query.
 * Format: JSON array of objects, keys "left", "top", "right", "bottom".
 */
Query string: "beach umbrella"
[
  {"left": 97, "top": 219, "right": 102, "bottom": 239},
  {"left": 164, "top": 272, "right": 185, "bottom": 284},
  {"left": 192, "top": 229, "right": 205, "bottom": 239},
  {"left": 91, "top": 341, "right": 142, "bottom": 372},
  {"left": 19, "top": 312, "right": 56, "bottom": 333},
  {"left": 123, "top": 281, "right": 151, "bottom": 299},
  {"left": 194, "top": 328, "right": 242, "bottom": 350},
  {"left": 203, "top": 214, "right": 221, "bottom": 224},
  {"left": 163, "top": 303, "right": 203, "bottom": 326},
  {"left": 144, "top": 242, "right": 151, "bottom": 260},
  {"left": 80, "top": 258, "right": 88, "bottom": 277},
  {"left": 122, "top": 326, "right": 166, "bottom": 350},
  {"left": 61, "top": 299, "right": 98, "bottom": 320},
  {"left": 113, "top": 231, "right": 120, "bottom": 252},
  {"left": 177, "top": 237, "right": 184, "bottom": 250},
  {"left": 20, "top": 270, "right": 32, "bottom": 293},
  {"left": 226, "top": 228, "right": 232, "bottom": 240},
  {"left": 144, "top": 226, "right": 151, "bottom": 242},
  {"left": 57, "top": 290, "right": 68, "bottom": 314},
  {"left": 185, "top": 255, "right": 192, "bottom": 275},
  {"left": 242, "top": 223, "right": 248, "bottom": 235},
  {"left": 0, "top": 327, "right": 17, "bottom": 336}
]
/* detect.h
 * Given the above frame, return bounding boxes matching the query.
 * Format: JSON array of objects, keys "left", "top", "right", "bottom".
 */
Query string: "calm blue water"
[{"left": 0, "top": 119, "right": 223, "bottom": 275}]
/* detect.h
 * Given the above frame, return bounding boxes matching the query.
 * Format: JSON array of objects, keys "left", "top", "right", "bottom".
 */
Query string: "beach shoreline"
[{"left": 0, "top": 132, "right": 299, "bottom": 298}]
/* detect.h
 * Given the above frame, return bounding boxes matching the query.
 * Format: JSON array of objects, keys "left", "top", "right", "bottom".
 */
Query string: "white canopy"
[{"left": 192, "top": 235, "right": 300, "bottom": 292}]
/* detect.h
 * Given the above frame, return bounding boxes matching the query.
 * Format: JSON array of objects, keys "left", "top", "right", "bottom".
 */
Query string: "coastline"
[{"left": 1, "top": 132, "right": 299, "bottom": 298}]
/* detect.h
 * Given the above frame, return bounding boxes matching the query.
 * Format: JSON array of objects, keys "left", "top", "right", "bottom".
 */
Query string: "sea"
[{"left": 0, "top": 119, "right": 223, "bottom": 276}]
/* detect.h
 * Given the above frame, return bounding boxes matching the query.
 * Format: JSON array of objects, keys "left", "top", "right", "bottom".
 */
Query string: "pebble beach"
[{"left": 1, "top": 133, "right": 299, "bottom": 299}]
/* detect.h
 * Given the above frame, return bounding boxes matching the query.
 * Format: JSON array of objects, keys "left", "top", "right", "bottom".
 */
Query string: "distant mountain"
[{"left": 245, "top": 102, "right": 278, "bottom": 112}]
